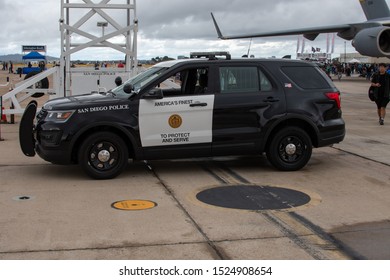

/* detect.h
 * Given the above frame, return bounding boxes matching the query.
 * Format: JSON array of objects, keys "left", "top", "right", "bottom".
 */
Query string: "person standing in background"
[
  {"left": 371, "top": 63, "right": 390, "bottom": 125},
  {"left": 8, "top": 61, "right": 13, "bottom": 74}
]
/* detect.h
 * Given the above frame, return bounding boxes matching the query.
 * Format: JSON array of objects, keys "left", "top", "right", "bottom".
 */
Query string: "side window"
[
  {"left": 153, "top": 67, "right": 209, "bottom": 96},
  {"left": 259, "top": 69, "right": 272, "bottom": 91},
  {"left": 219, "top": 67, "right": 259, "bottom": 93},
  {"left": 281, "top": 66, "right": 330, "bottom": 89}
]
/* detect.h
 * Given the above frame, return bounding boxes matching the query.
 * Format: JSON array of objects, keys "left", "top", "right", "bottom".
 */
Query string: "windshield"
[{"left": 111, "top": 67, "right": 167, "bottom": 96}]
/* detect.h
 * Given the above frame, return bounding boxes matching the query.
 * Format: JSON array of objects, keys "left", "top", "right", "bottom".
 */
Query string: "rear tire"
[
  {"left": 266, "top": 127, "right": 312, "bottom": 171},
  {"left": 78, "top": 132, "right": 128, "bottom": 179}
]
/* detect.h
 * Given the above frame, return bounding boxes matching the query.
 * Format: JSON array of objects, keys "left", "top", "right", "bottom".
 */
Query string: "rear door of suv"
[{"left": 212, "top": 62, "right": 287, "bottom": 156}]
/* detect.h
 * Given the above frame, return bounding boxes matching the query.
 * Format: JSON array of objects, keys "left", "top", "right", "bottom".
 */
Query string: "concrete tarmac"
[{"left": 0, "top": 76, "right": 389, "bottom": 260}]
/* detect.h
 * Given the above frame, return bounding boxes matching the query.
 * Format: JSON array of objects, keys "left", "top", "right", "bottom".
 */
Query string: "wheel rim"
[
  {"left": 88, "top": 141, "right": 120, "bottom": 171},
  {"left": 278, "top": 136, "right": 306, "bottom": 163}
]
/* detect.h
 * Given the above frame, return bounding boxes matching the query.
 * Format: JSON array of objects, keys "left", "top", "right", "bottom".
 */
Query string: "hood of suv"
[{"left": 42, "top": 93, "right": 120, "bottom": 110}]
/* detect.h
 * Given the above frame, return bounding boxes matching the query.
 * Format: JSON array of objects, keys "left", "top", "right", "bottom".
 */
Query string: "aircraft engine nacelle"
[{"left": 352, "top": 26, "right": 390, "bottom": 57}]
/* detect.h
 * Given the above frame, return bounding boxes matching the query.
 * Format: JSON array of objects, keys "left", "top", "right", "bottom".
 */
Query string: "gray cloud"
[
  {"left": 0, "top": 0, "right": 59, "bottom": 55},
  {"left": 137, "top": 0, "right": 365, "bottom": 40},
  {"left": 0, "top": 0, "right": 382, "bottom": 59}
]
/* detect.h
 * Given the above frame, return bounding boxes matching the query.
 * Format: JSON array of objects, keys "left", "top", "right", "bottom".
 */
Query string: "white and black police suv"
[{"left": 20, "top": 52, "right": 345, "bottom": 179}]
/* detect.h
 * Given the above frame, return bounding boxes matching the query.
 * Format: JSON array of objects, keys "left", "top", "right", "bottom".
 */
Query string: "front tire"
[
  {"left": 266, "top": 127, "right": 312, "bottom": 171},
  {"left": 78, "top": 132, "right": 128, "bottom": 179}
]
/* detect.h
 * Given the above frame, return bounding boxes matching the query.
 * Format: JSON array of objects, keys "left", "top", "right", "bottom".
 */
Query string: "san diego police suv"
[{"left": 20, "top": 52, "right": 345, "bottom": 179}]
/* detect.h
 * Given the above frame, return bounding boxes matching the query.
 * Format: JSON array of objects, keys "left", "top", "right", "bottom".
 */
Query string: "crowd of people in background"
[
  {"left": 1, "top": 61, "right": 13, "bottom": 73},
  {"left": 320, "top": 62, "right": 387, "bottom": 81},
  {"left": 319, "top": 61, "right": 390, "bottom": 126}
]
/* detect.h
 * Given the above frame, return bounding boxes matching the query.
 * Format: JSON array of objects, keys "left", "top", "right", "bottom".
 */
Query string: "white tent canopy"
[{"left": 348, "top": 58, "right": 361, "bottom": 63}]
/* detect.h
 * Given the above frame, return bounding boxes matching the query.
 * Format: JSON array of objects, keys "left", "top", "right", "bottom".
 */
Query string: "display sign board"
[
  {"left": 70, "top": 68, "right": 130, "bottom": 95},
  {"left": 22, "top": 45, "right": 47, "bottom": 53}
]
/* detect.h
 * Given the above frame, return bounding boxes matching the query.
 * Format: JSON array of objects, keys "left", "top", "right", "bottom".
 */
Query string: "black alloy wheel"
[
  {"left": 79, "top": 132, "right": 128, "bottom": 179},
  {"left": 267, "top": 127, "right": 312, "bottom": 171}
]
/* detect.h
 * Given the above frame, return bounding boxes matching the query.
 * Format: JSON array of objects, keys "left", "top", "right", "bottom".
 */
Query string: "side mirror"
[
  {"left": 123, "top": 83, "right": 134, "bottom": 94},
  {"left": 143, "top": 88, "right": 164, "bottom": 100}
]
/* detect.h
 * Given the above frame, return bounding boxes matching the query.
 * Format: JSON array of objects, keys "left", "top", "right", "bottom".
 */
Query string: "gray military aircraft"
[{"left": 211, "top": 0, "right": 390, "bottom": 58}]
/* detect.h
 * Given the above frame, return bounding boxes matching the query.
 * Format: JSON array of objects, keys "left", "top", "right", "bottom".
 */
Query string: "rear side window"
[
  {"left": 219, "top": 67, "right": 273, "bottom": 93},
  {"left": 259, "top": 69, "right": 272, "bottom": 91},
  {"left": 220, "top": 67, "right": 259, "bottom": 93},
  {"left": 282, "top": 66, "right": 330, "bottom": 89}
]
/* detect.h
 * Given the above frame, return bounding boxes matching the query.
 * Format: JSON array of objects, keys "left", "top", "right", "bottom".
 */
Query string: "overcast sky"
[{"left": 0, "top": 0, "right": 384, "bottom": 60}]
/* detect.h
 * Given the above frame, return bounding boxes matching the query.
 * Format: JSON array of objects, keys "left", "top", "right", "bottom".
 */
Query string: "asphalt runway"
[{"left": 0, "top": 76, "right": 389, "bottom": 260}]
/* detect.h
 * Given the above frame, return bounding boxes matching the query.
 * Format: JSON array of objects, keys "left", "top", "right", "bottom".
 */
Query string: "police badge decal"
[{"left": 168, "top": 114, "right": 182, "bottom": 129}]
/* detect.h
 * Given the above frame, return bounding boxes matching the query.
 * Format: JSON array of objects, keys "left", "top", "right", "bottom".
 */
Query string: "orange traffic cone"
[{"left": 1, "top": 107, "right": 7, "bottom": 123}]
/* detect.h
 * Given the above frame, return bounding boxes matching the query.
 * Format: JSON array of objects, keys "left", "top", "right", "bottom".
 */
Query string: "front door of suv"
[
  {"left": 139, "top": 66, "right": 215, "bottom": 159},
  {"left": 212, "top": 65, "right": 286, "bottom": 156}
]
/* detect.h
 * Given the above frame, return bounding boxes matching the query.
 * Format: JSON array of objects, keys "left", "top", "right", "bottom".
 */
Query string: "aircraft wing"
[{"left": 211, "top": 12, "right": 352, "bottom": 41}]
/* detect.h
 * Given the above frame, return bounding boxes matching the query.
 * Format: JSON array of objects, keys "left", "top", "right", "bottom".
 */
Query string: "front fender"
[{"left": 69, "top": 121, "right": 142, "bottom": 160}]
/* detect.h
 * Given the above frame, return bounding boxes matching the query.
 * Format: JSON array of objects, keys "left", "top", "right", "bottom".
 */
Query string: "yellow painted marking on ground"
[{"left": 112, "top": 200, "right": 157, "bottom": 211}]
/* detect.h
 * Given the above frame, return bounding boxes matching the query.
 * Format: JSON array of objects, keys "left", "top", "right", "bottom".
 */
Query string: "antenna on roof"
[{"left": 247, "top": 38, "right": 253, "bottom": 57}]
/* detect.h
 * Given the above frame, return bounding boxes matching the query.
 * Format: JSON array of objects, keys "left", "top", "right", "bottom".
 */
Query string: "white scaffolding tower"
[
  {"left": 1, "top": 0, "right": 138, "bottom": 117},
  {"left": 60, "top": 0, "right": 138, "bottom": 97}
]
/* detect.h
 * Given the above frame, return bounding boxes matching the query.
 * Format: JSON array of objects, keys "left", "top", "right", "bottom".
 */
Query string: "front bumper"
[
  {"left": 34, "top": 126, "right": 74, "bottom": 164},
  {"left": 19, "top": 101, "right": 38, "bottom": 157},
  {"left": 35, "top": 143, "right": 73, "bottom": 164},
  {"left": 20, "top": 105, "right": 74, "bottom": 164}
]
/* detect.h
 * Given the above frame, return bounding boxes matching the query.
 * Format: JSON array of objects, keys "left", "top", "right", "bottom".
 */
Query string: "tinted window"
[
  {"left": 259, "top": 69, "right": 272, "bottom": 91},
  {"left": 151, "top": 67, "right": 209, "bottom": 96},
  {"left": 220, "top": 67, "right": 259, "bottom": 93},
  {"left": 282, "top": 66, "right": 330, "bottom": 89}
]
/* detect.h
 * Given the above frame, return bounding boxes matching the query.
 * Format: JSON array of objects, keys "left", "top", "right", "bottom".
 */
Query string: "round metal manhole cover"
[
  {"left": 111, "top": 200, "right": 157, "bottom": 211},
  {"left": 196, "top": 185, "right": 311, "bottom": 211}
]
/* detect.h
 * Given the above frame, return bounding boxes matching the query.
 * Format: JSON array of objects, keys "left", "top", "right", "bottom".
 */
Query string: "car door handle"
[
  {"left": 263, "top": 97, "right": 280, "bottom": 103},
  {"left": 190, "top": 102, "right": 208, "bottom": 107}
]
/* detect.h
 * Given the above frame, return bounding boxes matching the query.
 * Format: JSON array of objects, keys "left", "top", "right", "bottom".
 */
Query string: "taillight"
[{"left": 325, "top": 92, "right": 341, "bottom": 109}]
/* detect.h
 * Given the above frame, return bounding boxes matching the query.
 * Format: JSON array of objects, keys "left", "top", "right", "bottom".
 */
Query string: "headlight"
[{"left": 44, "top": 110, "right": 75, "bottom": 123}]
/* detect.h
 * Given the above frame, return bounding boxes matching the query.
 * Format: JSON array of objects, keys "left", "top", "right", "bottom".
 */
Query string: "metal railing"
[{"left": 1, "top": 67, "right": 60, "bottom": 115}]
